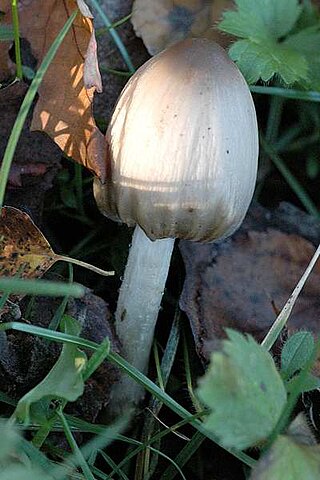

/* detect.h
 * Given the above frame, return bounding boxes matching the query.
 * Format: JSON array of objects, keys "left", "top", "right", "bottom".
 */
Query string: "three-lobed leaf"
[
  {"left": 220, "top": 0, "right": 302, "bottom": 41},
  {"left": 197, "top": 329, "right": 287, "bottom": 450},
  {"left": 219, "top": 0, "right": 320, "bottom": 88},
  {"left": 228, "top": 39, "right": 309, "bottom": 84}
]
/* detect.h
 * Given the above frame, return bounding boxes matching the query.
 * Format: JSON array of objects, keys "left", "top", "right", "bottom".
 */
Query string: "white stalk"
[{"left": 110, "top": 225, "right": 174, "bottom": 411}]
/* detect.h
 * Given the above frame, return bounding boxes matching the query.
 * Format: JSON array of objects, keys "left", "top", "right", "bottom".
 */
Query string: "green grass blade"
[
  {"left": 4, "top": 321, "right": 255, "bottom": 468},
  {"left": 136, "top": 310, "right": 181, "bottom": 478},
  {"left": 48, "top": 264, "right": 73, "bottom": 330},
  {"left": 100, "top": 65, "right": 132, "bottom": 77},
  {"left": 160, "top": 431, "right": 205, "bottom": 480},
  {"left": 96, "top": 12, "right": 132, "bottom": 36},
  {"left": 0, "top": 292, "right": 10, "bottom": 310},
  {"left": 20, "top": 436, "right": 56, "bottom": 472},
  {"left": 0, "top": 9, "right": 78, "bottom": 208},
  {"left": 0, "top": 278, "right": 84, "bottom": 297},
  {"left": 265, "top": 96, "right": 284, "bottom": 144},
  {"left": 48, "top": 295, "right": 69, "bottom": 329},
  {"left": 98, "top": 450, "right": 129, "bottom": 480},
  {"left": 57, "top": 409, "right": 96, "bottom": 480},
  {"left": 0, "top": 322, "right": 96, "bottom": 348},
  {"left": 90, "top": 0, "right": 135, "bottom": 73},
  {"left": 183, "top": 330, "right": 203, "bottom": 414},
  {"left": 83, "top": 339, "right": 110, "bottom": 381},
  {"left": 262, "top": 243, "right": 320, "bottom": 351},
  {"left": 109, "top": 414, "right": 204, "bottom": 478},
  {"left": 11, "top": 0, "right": 22, "bottom": 79},
  {"left": 160, "top": 309, "right": 181, "bottom": 387},
  {"left": 263, "top": 339, "right": 319, "bottom": 451},
  {"left": 251, "top": 86, "right": 320, "bottom": 102},
  {"left": 260, "top": 136, "right": 320, "bottom": 218},
  {"left": 108, "top": 351, "right": 255, "bottom": 468}
]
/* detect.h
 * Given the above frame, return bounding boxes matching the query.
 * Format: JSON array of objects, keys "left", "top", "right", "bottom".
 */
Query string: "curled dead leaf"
[
  {"left": 0, "top": 206, "right": 56, "bottom": 278},
  {"left": 131, "top": 0, "right": 233, "bottom": 55},
  {"left": 0, "top": 206, "right": 113, "bottom": 280},
  {"left": 76, "top": 0, "right": 93, "bottom": 18},
  {"left": 0, "top": 0, "right": 106, "bottom": 180},
  {"left": 84, "top": 31, "right": 102, "bottom": 91}
]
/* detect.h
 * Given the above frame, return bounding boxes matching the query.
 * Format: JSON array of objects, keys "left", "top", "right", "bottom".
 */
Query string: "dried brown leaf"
[
  {"left": 131, "top": 0, "right": 233, "bottom": 55},
  {"left": 179, "top": 203, "right": 320, "bottom": 363},
  {"left": 76, "top": 0, "right": 93, "bottom": 18},
  {"left": 84, "top": 31, "right": 102, "bottom": 91},
  {"left": 0, "top": 206, "right": 56, "bottom": 278},
  {"left": 0, "top": 206, "right": 113, "bottom": 283},
  {"left": 0, "top": 0, "right": 106, "bottom": 179},
  {"left": 25, "top": 0, "right": 105, "bottom": 179}
]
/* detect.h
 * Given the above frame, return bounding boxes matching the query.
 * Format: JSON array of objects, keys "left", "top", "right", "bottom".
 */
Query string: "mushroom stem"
[{"left": 110, "top": 225, "right": 175, "bottom": 409}]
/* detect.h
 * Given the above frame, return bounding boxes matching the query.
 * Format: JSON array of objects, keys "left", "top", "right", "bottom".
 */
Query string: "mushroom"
[{"left": 94, "top": 38, "right": 259, "bottom": 410}]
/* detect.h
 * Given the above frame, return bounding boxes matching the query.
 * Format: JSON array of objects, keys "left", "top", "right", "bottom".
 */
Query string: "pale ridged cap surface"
[{"left": 94, "top": 38, "right": 258, "bottom": 242}]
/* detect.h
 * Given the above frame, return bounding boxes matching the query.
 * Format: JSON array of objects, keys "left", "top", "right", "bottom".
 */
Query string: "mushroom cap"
[{"left": 94, "top": 38, "right": 258, "bottom": 242}]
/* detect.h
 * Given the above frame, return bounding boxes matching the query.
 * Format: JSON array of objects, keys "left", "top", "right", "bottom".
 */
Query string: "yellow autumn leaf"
[{"left": 0, "top": 206, "right": 113, "bottom": 279}]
